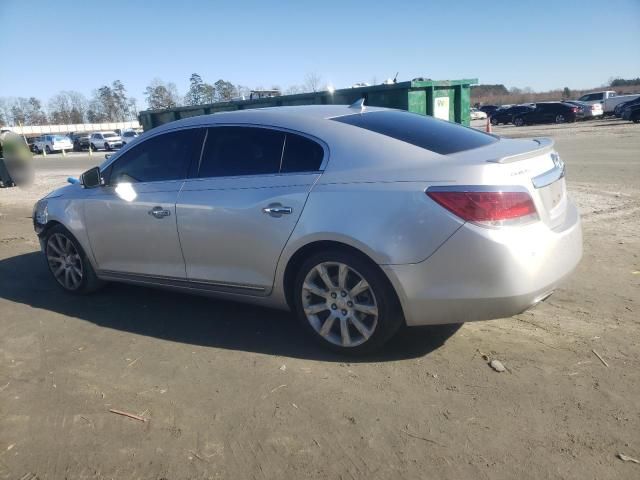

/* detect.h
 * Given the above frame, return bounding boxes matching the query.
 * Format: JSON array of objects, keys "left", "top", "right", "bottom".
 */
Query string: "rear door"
[
  {"left": 84, "top": 128, "right": 202, "bottom": 278},
  {"left": 176, "top": 126, "right": 325, "bottom": 294}
]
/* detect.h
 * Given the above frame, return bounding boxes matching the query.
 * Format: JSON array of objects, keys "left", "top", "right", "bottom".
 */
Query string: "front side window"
[
  {"left": 109, "top": 128, "right": 200, "bottom": 184},
  {"left": 198, "top": 127, "right": 285, "bottom": 178}
]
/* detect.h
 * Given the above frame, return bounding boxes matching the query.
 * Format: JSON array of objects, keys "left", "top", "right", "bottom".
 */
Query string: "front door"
[
  {"left": 176, "top": 126, "right": 326, "bottom": 294},
  {"left": 84, "top": 128, "right": 202, "bottom": 279}
]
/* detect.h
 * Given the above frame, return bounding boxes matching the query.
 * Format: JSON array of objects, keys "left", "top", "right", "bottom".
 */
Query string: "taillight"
[
  {"left": 571, "top": 107, "right": 577, "bottom": 113},
  {"left": 427, "top": 188, "right": 538, "bottom": 227}
]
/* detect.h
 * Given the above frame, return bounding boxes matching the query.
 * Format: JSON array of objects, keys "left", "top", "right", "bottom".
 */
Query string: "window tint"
[
  {"left": 331, "top": 110, "right": 497, "bottom": 155},
  {"left": 199, "top": 127, "right": 284, "bottom": 178},
  {"left": 281, "top": 134, "right": 324, "bottom": 173},
  {"left": 109, "top": 128, "right": 199, "bottom": 184}
]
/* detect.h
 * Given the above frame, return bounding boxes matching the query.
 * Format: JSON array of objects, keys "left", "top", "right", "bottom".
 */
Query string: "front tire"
[
  {"left": 514, "top": 117, "right": 525, "bottom": 127},
  {"left": 490, "top": 117, "right": 499, "bottom": 126},
  {"left": 45, "top": 145, "right": 52, "bottom": 154},
  {"left": 293, "top": 250, "right": 403, "bottom": 354},
  {"left": 90, "top": 143, "right": 97, "bottom": 151},
  {"left": 555, "top": 114, "right": 566, "bottom": 123},
  {"left": 44, "top": 225, "right": 104, "bottom": 294}
]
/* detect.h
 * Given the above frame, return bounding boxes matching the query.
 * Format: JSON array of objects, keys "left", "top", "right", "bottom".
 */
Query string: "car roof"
[{"left": 149, "top": 104, "right": 390, "bottom": 133}]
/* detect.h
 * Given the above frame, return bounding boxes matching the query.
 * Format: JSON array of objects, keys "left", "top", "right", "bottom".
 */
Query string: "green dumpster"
[{"left": 139, "top": 78, "right": 477, "bottom": 131}]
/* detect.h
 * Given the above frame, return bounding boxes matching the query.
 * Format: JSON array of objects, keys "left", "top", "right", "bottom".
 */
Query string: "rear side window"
[
  {"left": 109, "top": 128, "right": 200, "bottom": 183},
  {"left": 331, "top": 110, "right": 497, "bottom": 155},
  {"left": 281, "top": 134, "right": 324, "bottom": 173},
  {"left": 199, "top": 127, "right": 284, "bottom": 178}
]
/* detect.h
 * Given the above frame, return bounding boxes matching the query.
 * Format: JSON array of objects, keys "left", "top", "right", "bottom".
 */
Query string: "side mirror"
[{"left": 80, "top": 166, "right": 103, "bottom": 188}]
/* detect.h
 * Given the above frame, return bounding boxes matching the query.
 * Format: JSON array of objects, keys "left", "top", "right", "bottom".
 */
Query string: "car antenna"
[
  {"left": 393, "top": 72, "right": 398, "bottom": 83},
  {"left": 349, "top": 98, "right": 366, "bottom": 110}
]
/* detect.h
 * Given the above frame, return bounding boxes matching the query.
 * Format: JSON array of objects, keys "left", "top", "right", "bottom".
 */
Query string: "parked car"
[
  {"left": 621, "top": 103, "right": 640, "bottom": 123},
  {"left": 490, "top": 105, "right": 534, "bottom": 125},
  {"left": 470, "top": 108, "right": 487, "bottom": 120},
  {"left": 27, "top": 136, "right": 41, "bottom": 153},
  {"left": 89, "top": 131, "right": 123, "bottom": 151},
  {"left": 479, "top": 105, "right": 501, "bottom": 116},
  {"left": 577, "top": 90, "right": 640, "bottom": 115},
  {"left": 614, "top": 97, "right": 640, "bottom": 118},
  {"left": 562, "top": 101, "right": 603, "bottom": 120},
  {"left": 32, "top": 105, "right": 582, "bottom": 353},
  {"left": 70, "top": 133, "right": 91, "bottom": 151},
  {"left": 120, "top": 129, "right": 139, "bottom": 145},
  {"left": 513, "top": 102, "right": 578, "bottom": 126},
  {"left": 33, "top": 135, "right": 73, "bottom": 154}
]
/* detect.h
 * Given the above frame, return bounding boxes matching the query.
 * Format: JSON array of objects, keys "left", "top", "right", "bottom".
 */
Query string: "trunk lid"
[{"left": 447, "top": 137, "right": 568, "bottom": 229}]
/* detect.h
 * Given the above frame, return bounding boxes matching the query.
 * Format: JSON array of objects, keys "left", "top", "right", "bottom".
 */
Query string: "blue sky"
[{"left": 1, "top": 0, "right": 639, "bottom": 107}]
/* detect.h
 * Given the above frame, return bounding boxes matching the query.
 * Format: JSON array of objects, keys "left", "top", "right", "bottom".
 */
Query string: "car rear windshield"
[
  {"left": 103, "top": 133, "right": 117, "bottom": 138},
  {"left": 53, "top": 135, "right": 68, "bottom": 141},
  {"left": 331, "top": 110, "right": 497, "bottom": 155}
]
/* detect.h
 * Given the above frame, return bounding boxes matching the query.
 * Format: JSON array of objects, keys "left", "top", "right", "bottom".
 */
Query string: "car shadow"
[{"left": 0, "top": 252, "right": 461, "bottom": 362}]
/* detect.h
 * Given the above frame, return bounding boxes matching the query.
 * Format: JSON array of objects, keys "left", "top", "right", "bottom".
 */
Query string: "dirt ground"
[{"left": 1, "top": 119, "right": 639, "bottom": 479}]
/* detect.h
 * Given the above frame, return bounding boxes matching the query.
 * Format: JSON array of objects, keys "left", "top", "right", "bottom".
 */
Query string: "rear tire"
[
  {"left": 45, "top": 146, "right": 51, "bottom": 154},
  {"left": 90, "top": 143, "right": 97, "bottom": 151},
  {"left": 293, "top": 249, "right": 404, "bottom": 355},
  {"left": 490, "top": 117, "right": 499, "bottom": 126},
  {"left": 43, "top": 224, "right": 105, "bottom": 295}
]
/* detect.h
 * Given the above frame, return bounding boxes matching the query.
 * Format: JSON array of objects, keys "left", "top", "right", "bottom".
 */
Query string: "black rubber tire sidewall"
[
  {"left": 292, "top": 249, "right": 403, "bottom": 355},
  {"left": 43, "top": 224, "right": 104, "bottom": 294}
]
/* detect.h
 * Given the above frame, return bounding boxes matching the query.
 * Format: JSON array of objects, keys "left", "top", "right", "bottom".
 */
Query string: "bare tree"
[
  {"left": 48, "top": 91, "right": 88, "bottom": 124},
  {"left": 304, "top": 72, "right": 323, "bottom": 93},
  {"left": 0, "top": 98, "right": 11, "bottom": 126},
  {"left": 144, "top": 78, "right": 180, "bottom": 110},
  {"left": 128, "top": 98, "right": 138, "bottom": 119},
  {"left": 284, "top": 85, "right": 304, "bottom": 95},
  {"left": 214, "top": 79, "right": 236, "bottom": 102}
]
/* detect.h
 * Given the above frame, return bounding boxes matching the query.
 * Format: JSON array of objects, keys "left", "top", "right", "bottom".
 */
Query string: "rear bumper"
[{"left": 383, "top": 199, "right": 582, "bottom": 326}]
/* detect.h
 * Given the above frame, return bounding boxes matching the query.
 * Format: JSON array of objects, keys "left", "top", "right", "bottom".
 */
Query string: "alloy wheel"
[
  {"left": 301, "top": 262, "right": 378, "bottom": 347},
  {"left": 555, "top": 114, "right": 565, "bottom": 123},
  {"left": 46, "top": 233, "right": 83, "bottom": 290}
]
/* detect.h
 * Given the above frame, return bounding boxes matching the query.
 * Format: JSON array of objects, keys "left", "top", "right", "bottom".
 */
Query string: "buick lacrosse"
[{"left": 33, "top": 104, "right": 582, "bottom": 353}]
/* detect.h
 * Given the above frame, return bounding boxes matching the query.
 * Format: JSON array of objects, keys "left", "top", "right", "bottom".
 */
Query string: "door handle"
[
  {"left": 262, "top": 204, "right": 293, "bottom": 217},
  {"left": 148, "top": 206, "right": 171, "bottom": 219}
]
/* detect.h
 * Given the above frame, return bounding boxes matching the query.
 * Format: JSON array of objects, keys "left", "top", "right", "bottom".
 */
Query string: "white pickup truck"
[{"left": 577, "top": 90, "right": 640, "bottom": 115}]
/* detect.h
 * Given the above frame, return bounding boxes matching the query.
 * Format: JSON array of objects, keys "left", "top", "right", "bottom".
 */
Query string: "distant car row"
[
  {"left": 475, "top": 90, "right": 640, "bottom": 127},
  {"left": 29, "top": 129, "right": 142, "bottom": 154}
]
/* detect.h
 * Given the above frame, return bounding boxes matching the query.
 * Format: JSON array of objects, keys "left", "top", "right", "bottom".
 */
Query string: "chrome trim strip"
[
  {"left": 97, "top": 270, "right": 267, "bottom": 295},
  {"left": 531, "top": 164, "right": 565, "bottom": 189}
]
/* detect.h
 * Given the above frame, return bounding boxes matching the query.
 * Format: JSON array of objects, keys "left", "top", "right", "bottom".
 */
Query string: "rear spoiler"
[{"left": 486, "top": 137, "right": 554, "bottom": 164}]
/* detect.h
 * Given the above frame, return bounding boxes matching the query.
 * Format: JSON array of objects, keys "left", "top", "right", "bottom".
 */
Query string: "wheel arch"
[{"left": 281, "top": 239, "right": 404, "bottom": 320}]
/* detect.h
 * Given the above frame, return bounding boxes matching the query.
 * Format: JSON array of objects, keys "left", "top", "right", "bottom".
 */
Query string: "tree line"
[
  {"left": 0, "top": 72, "right": 325, "bottom": 126},
  {"left": 0, "top": 80, "right": 138, "bottom": 127}
]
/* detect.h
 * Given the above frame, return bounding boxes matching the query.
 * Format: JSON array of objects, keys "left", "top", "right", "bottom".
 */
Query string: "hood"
[{"left": 45, "top": 183, "right": 77, "bottom": 199}]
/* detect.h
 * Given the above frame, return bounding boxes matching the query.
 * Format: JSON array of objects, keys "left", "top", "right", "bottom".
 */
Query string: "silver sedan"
[{"left": 33, "top": 105, "right": 582, "bottom": 354}]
